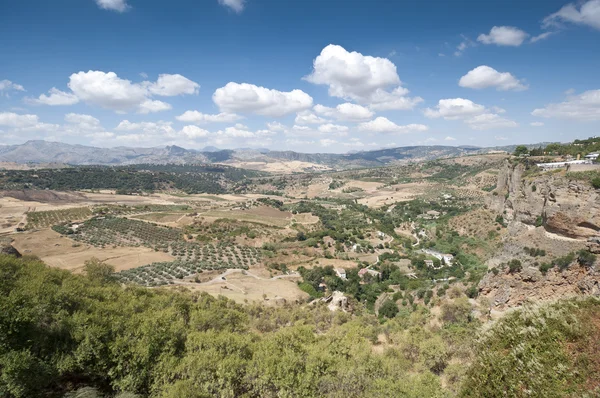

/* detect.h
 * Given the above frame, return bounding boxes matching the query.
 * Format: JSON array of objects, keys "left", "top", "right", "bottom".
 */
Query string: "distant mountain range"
[{"left": 0, "top": 140, "right": 539, "bottom": 170}]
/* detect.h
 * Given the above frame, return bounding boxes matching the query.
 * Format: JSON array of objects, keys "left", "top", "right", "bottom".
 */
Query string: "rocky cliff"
[
  {"left": 480, "top": 160, "right": 600, "bottom": 308},
  {"left": 487, "top": 160, "right": 600, "bottom": 239},
  {"left": 479, "top": 264, "right": 600, "bottom": 308}
]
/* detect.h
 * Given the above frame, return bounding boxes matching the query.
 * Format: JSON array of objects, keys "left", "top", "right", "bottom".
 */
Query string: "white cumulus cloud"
[
  {"left": 530, "top": 122, "right": 545, "bottom": 127},
  {"left": 424, "top": 98, "right": 487, "bottom": 119},
  {"left": 464, "top": 113, "right": 519, "bottom": 130},
  {"left": 459, "top": 65, "right": 528, "bottom": 91},
  {"left": 313, "top": 103, "right": 374, "bottom": 121},
  {"left": 64, "top": 113, "right": 103, "bottom": 132},
  {"left": 218, "top": 0, "right": 246, "bottom": 13},
  {"left": 69, "top": 71, "right": 149, "bottom": 111},
  {"left": 319, "top": 138, "right": 337, "bottom": 147},
  {"left": 28, "top": 88, "right": 80, "bottom": 106},
  {"left": 295, "top": 110, "right": 329, "bottom": 125},
  {"left": 180, "top": 125, "right": 210, "bottom": 138},
  {"left": 317, "top": 123, "right": 349, "bottom": 136},
  {"left": 95, "top": 0, "right": 130, "bottom": 12},
  {"left": 147, "top": 74, "right": 200, "bottom": 96},
  {"left": 138, "top": 100, "right": 172, "bottom": 114},
  {"left": 531, "top": 89, "right": 600, "bottom": 120},
  {"left": 0, "top": 80, "right": 25, "bottom": 95},
  {"left": 357, "top": 117, "right": 428, "bottom": 134},
  {"left": 213, "top": 82, "right": 313, "bottom": 117},
  {"left": 477, "top": 26, "right": 529, "bottom": 46},
  {"left": 176, "top": 110, "right": 242, "bottom": 124},
  {"left": 543, "top": 0, "right": 600, "bottom": 30},
  {"left": 53, "top": 71, "right": 199, "bottom": 113},
  {"left": 304, "top": 44, "right": 422, "bottom": 110},
  {"left": 425, "top": 98, "right": 517, "bottom": 130}
]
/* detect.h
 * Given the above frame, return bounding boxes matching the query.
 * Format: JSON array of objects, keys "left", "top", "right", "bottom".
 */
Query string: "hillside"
[{"left": 0, "top": 140, "right": 538, "bottom": 170}]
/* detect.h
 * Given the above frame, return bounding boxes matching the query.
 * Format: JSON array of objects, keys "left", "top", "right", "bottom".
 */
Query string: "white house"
[
  {"left": 335, "top": 268, "right": 347, "bottom": 280},
  {"left": 585, "top": 153, "right": 599, "bottom": 160},
  {"left": 537, "top": 160, "right": 592, "bottom": 170},
  {"left": 442, "top": 254, "right": 454, "bottom": 266}
]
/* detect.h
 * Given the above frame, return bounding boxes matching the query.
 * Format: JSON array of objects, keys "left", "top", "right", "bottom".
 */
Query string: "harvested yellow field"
[{"left": 12, "top": 229, "right": 174, "bottom": 273}]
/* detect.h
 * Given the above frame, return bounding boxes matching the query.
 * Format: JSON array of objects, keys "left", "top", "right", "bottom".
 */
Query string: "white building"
[
  {"left": 585, "top": 153, "right": 599, "bottom": 160},
  {"left": 335, "top": 268, "right": 347, "bottom": 280},
  {"left": 442, "top": 254, "right": 454, "bottom": 266},
  {"left": 537, "top": 160, "right": 591, "bottom": 170}
]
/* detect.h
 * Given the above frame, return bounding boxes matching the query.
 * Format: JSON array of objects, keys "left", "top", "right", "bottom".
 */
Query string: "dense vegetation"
[
  {"left": 0, "top": 254, "right": 477, "bottom": 398},
  {"left": 462, "top": 297, "right": 600, "bottom": 397},
  {"left": 529, "top": 136, "right": 600, "bottom": 158},
  {"left": 2, "top": 255, "right": 598, "bottom": 398},
  {"left": 0, "top": 164, "right": 264, "bottom": 194}
]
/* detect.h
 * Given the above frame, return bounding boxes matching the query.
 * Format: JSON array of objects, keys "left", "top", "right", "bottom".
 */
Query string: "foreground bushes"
[
  {"left": 0, "top": 255, "right": 453, "bottom": 398},
  {"left": 461, "top": 297, "right": 600, "bottom": 398}
]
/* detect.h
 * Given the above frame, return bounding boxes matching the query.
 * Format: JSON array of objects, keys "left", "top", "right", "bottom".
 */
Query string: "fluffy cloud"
[
  {"left": 213, "top": 82, "right": 313, "bottom": 117},
  {"left": 138, "top": 100, "right": 172, "bottom": 114},
  {"left": 304, "top": 44, "right": 422, "bottom": 110},
  {"left": 424, "top": 98, "right": 486, "bottom": 119},
  {"left": 95, "top": 0, "right": 130, "bottom": 12},
  {"left": 29, "top": 88, "right": 80, "bottom": 106},
  {"left": 319, "top": 139, "right": 337, "bottom": 147},
  {"left": 477, "top": 26, "right": 529, "bottom": 46},
  {"left": 531, "top": 89, "right": 600, "bottom": 120},
  {"left": 64, "top": 113, "right": 103, "bottom": 132},
  {"left": 176, "top": 111, "right": 242, "bottom": 124},
  {"left": 313, "top": 103, "right": 374, "bottom": 121},
  {"left": 425, "top": 98, "right": 517, "bottom": 130},
  {"left": 0, "top": 112, "right": 40, "bottom": 128},
  {"left": 68, "top": 71, "right": 147, "bottom": 111},
  {"left": 180, "top": 125, "right": 210, "bottom": 139},
  {"left": 459, "top": 66, "right": 528, "bottom": 91},
  {"left": 445, "top": 136, "right": 457, "bottom": 141},
  {"left": 295, "top": 110, "right": 329, "bottom": 125},
  {"left": 147, "top": 74, "right": 199, "bottom": 96},
  {"left": 0, "top": 80, "right": 25, "bottom": 94},
  {"left": 317, "top": 124, "right": 349, "bottom": 136},
  {"left": 530, "top": 122, "right": 545, "bottom": 127},
  {"left": 357, "top": 117, "right": 428, "bottom": 134},
  {"left": 368, "top": 87, "right": 423, "bottom": 111},
  {"left": 115, "top": 120, "right": 177, "bottom": 136},
  {"left": 218, "top": 0, "right": 245, "bottom": 13},
  {"left": 0, "top": 112, "right": 59, "bottom": 133},
  {"left": 266, "top": 121, "right": 286, "bottom": 131},
  {"left": 60, "top": 71, "right": 197, "bottom": 113},
  {"left": 464, "top": 113, "right": 518, "bottom": 130},
  {"left": 543, "top": 0, "right": 600, "bottom": 30}
]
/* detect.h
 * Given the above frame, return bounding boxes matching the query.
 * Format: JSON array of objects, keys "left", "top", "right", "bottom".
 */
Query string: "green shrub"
[
  {"left": 508, "top": 259, "right": 522, "bottom": 273},
  {"left": 379, "top": 300, "right": 399, "bottom": 319},
  {"left": 578, "top": 250, "right": 597, "bottom": 267}
]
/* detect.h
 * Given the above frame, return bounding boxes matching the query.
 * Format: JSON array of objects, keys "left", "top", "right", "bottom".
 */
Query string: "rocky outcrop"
[
  {"left": 479, "top": 265, "right": 600, "bottom": 308},
  {"left": 0, "top": 237, "right": 21, "bottom": 257},
  {"left": 480, "top": 160, "right": 600, "bottom": 308},
  {"left": 327, "top": 291, "right": 349, "bottom": 312},
  {"left": 487, "top": 160, "right": 600, "bottom": 240}
]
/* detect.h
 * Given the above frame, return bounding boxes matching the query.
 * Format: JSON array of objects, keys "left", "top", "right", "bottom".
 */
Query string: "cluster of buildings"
[
  {"left": 422, "top": 249, "right": 454, "bottom": 269},
  {"left": 537, "top": 153, "right": 598, "bottom": 170},
  {"left": 334, "top": 267, "right": 382, "bottom": 280}
]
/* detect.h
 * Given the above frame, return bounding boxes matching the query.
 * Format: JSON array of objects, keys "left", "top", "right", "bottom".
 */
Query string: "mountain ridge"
[{"left": 0, "top": 140, "right": 541, "bottom": 169}]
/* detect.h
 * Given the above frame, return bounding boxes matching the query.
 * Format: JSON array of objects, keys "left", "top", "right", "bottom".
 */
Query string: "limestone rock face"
[
  {"left": 479, "top": 265, "right": 600, "bottom": 308},
  {"left": 327, "top": 291, "right": 348, "bottom": 312},
  {"left": 487, "top": 160, "right": 600, "bottom": 239},
  {"left": 480, "top": 160, "right": 600, "bottom": 308}
]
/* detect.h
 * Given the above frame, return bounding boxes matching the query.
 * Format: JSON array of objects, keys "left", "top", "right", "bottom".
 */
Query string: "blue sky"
[{"left": 0, "top": 0, "right": 599, "bottom": 153}]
